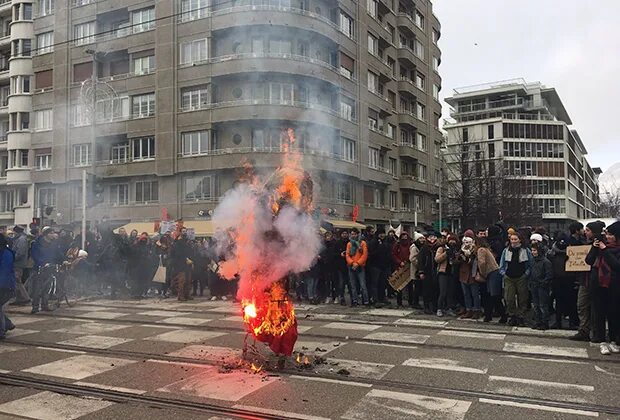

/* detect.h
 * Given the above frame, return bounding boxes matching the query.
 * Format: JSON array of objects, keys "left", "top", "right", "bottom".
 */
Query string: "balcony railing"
[
  {"left": 176, "top": 146, "right": 357, "bottom": 165},
  {"left": 455, "top": 97, "right": 524, "bottom": 114}
]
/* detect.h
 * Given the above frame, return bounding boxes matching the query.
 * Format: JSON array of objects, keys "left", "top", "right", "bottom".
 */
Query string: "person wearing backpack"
[{"left": 0, "top": 234, "right": 16, "bottom": 338}]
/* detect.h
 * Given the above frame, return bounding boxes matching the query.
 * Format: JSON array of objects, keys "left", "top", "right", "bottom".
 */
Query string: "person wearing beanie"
[
  {"left": 585, "top": 221, "right": 620, "bottom": 354},
  {"left": 463, "top": 229, "right": 475, "bottom": 240},
  {"left": 393, "top": 232, "right": 413, "bottom": 307},
  {"left": 417, "top": 232, "right": 439, "bottom": 314},
  {"left": 570, "top": 220, "right": 605, "bottom": 341},
  {"left": 367, "top": 229, "right": 392, "bottom": 307},
  {"left": 548, "top": 233, "right": 579, "bottom": 330},
  {"left": 345, "top": 228, "right": 369, "bottom": 306},
  {"left": 408, "top": 232, "right": 426, "bottom": 309},
  {"left": 529, "top": 244, "right": 553, "bottom": 330},
  {"left": 9, "top": 225, "right": 30, "bottom": 305},
  {"left": 456, "top": 234, "right": 482, "bottom": 319},
  {"left": 499, "top": 232, "right": 533, "bottom": 326},
  {"left": 507, "top": 227, "right": 517, "bottom": 236},
  {"left": 435, "top": 234, "right": 459, "bottom": 317},
  {"left": 476, "top": 237, "right": 507, "bottom": 323}
]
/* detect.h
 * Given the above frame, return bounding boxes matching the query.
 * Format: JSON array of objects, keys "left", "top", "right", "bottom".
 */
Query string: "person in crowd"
[
  {"left": 409, "top": 232, "right": 426, "bottom": 309},
  {"left": 319, "top": 231, "right": 339, "bottom": 304},
  {"left": 30, "top": 227, "right": 63, "bottom": 313},
  {"left": 128, "top": 233, "right": 154, "bottom": 298},
  {"left": 440, "top": 228, "right": 450, "bottom": 239},
  {"left": 529, "top": 244, "right": 553, "bottom": 330},
  {"left": 586, "top": 221, "right": 620, "bottom": 355},
  {"left": 392, "top": 232, "right": 413, "bottom": 307},
  {"left": 335, "top": 230, "right": 350, "bottom": 306},
  {"left": 129, "top": 229, "right": 139, "bottom": 244},
  {"left": 476, "top": 229, "right": 487, "bottom": 238},
  {"left": 548, "top": 233, "right": 579, "bottom": 329},
  {"left": 304, "top": 256, "right": 321, "bottom": 305},
  {"left": 367, "top": 228, "right": 392, "bottom": 307},
  {"left": 345, "top": 228, "right": 369, "bottom": 306},
  {"left": 435, "top": 234, "right": 459, "bottom": 317},
  {"left": 416, "top": 231, "right": 438, "bottom": 314},
  {"left": 499, "top": 233, "right": 533, "bottom": 326},
  {"left": 457, "top": 232, "right": 482, "bottom": 319},
  {"left": 385, "top": 229, "right": 398, "bottom": 299},
  {"left": 476, "top": 236, "right": 506, "bottom": 323},
  {"left": 170, "top": 228, "right": 195, "bottom": 301},
  {"left": 10, "top": 225, "right": 30, "bottom": 305},
  {"left": 530, "top": 233, "right": 548, "bottom": 256},
  {"left": 0, "top": 234, "right": 16, "bottom": 339},
  {"left": 97, "top": 227, "right": 125, "bottom": 299}
]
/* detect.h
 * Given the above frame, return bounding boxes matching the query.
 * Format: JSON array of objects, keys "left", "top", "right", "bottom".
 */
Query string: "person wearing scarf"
[
  {"left": 457, "top": 234, "right": 482, "bottom": 319},
  {"left": 345, "top": 228, "right": 369, "bottom": 306},
  {"left": 499, "top": 233, "right": 533, "bottom": 327},
  {"left": 585, "top": 221, "right": 620, "bottom": 355}
]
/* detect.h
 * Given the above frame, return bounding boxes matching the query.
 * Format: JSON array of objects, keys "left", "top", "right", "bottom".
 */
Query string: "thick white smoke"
[{"left": 212, "top": 179, "right": 322, "bottom": 299}]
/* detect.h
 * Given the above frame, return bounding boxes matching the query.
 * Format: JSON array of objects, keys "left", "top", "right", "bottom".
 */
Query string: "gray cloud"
[{"left": 435, "top": 0, "right": 620, "bottom": 171}]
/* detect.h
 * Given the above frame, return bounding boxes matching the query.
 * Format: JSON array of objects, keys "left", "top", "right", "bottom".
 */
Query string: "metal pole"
[
  {"left": 81, "top": 169, "right": 86, "bottom": 250},
  {"left": 438, "top": 151, "right": 443, "bottom": 233},
  {"left": 90, "top": 52, "right": 97, "bottom": 232}
]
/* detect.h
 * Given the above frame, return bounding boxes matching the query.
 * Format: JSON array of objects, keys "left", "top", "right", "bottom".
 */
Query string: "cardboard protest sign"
[{"left": 565, "top": 245, "right": 591, "bottom": 272}]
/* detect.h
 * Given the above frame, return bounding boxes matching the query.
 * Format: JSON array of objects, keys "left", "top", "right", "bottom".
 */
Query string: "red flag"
[{"left": 352, "top": 205, "right": 359, "bottom": 222}]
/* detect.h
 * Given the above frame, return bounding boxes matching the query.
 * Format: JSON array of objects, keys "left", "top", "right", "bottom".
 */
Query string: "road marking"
[
  {"left": 35, "top": 347, "right": 86, "bottom": 354},
  {"left": 204, "top": 306, "right": 240, "bottom": 314},
  {"left": 502, "top": 355, "right": 587, "bottom": 365},
  {"left": 74, "top": 311, "right": 127, "bottom": 320},
  {"left": 145, "top": 329, "right": 226, "bottom": 343},
  {"left": 0, "top": 391, "right": 113, "bottom": 420},
  {"left": 304, "top": 313, "right": 349, "bottom": 321},
  {"left": 3, "top": 329, "right": 38, "bottom": 337},
  {"left": 364, "top": 331, "right": 430, "bottom": 344},
  {"left": 0, "top": 369, "right": 10, "bottom": 373},
  {"left": 297, "top": 325, "right": 313, "bottom": 333},
  {"left": 52, "top": 323, "right": 128, "bottom": 335},
  {"left": 168, "top": 345, "right": 240, "bottom": 362},
  {"left": 156, "top": 317, "right": 212, "bottom": 326},
  {"left": 488, "top": 376, "right": 594, "bottom": 392},
  {"left": 511, "top": 327, "right": 576, "bottom": 338},
  {"left": 354, "top": 341, "right": 418, "bottom": 350},
  {"left": 57, "top": 335, "right": 132, "bottom": 349},
  {"left": 158, "top": 365, "right": 277, "bottom": 402},
  {"left": 289, "top": 375, "right": 372, "bottom": 388},
  {"left": 478, "top": 398, "right": 599, "bottom": 417},
  {"left": 0, "top": 345, "right": 23, "bottom": 354},
  {"left": 233, "top": 405, "right": 330, "bottom": 420},
  {"left": 23, "top": 355, "right": 135, "bottom": 380},
  {"left": 503, "top": 342, "right": 589, "bottom": 358},
  {"left": 394, "top": 318, "right": 448, "bottom": 327},
  {"left": 341, "top": 389, "right": 471, "bottom": 420},
  {"left": 5, "top": 315, "right": 45, "bottom": 325},
  {"left": 438, "top": 330, "right": 506, "bottom": 340},
  {"left": 138, "top": 310, "right": 192, "bottom": 317},
  {"left": 403, "top": 358, "right": 488, "bottom": 374},
  {"left": 314, "top": 358, "right": 393, "bottom": 380},
  {"left": 220, "top": 315, "right": 243, "bottom": 322},
  {"left": 74, "top": 382, "right": 147, "bottom": 395},
  {"left": 362, "top": 308, "right": 413, "bottom": 317},
  {"left": 322, "top": 322, "right": 382, "bottom": 331}
]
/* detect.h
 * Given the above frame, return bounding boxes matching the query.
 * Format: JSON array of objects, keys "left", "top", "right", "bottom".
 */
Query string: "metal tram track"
[
  {"left": 19, "top": 310, "right": 617, "bottom": 365},
  {"left": 3, "top": 338, "right": 620, "bottom": 417},
  {"left": 58, "top": 300, "right": 594, "bottom": 343}
]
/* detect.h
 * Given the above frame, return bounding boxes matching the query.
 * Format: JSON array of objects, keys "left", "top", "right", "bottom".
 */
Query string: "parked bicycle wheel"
[{"left": 62, "top": 271, "right": 80, "bottom": 307}]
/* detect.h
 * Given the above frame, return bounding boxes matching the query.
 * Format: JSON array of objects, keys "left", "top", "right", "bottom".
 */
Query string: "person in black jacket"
[
  {"left": 529, "top": 244, "right": 553, "bottom": 330},
  {"left": 585, "top": 221, "right": 620, "bottom": 355},
  {"left": 335, "top": 230, "right": 350, "bottom": 305},
  {"left": 548, "top": 233, "right": 579, "bottom": 329},
  {"left": 367, "top": 228, "right": 392, "bottom": 307},
  {"left": 170, "top": 228, "right": 195, "bottom": 301},
  {"left": 419, "top": 232, "right": 439, "bottom": 314},
  {"left": 319, "top": 231, "right": 339, "bottom": 304}
]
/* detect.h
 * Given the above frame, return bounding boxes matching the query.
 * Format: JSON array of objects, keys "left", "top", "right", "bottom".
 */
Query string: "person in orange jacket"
[{"left": 346, "top": 228, "right": 369, "bottom": 306}]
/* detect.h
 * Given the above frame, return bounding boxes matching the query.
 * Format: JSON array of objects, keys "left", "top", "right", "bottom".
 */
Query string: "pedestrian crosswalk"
[{"left": 0, "top": 299, "right": 615, "bottom": 419}]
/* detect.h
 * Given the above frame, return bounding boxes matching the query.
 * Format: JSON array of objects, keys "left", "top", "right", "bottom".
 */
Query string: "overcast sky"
[{"left": 434, "top": 0, "right": 619, "bottom": 172}]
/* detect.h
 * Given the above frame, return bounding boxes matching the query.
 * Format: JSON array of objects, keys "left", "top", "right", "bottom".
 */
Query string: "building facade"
[
  {"left": 0, "top": 0, "right": 442, "bottom": 231},
  {"left": 444, "top": 79, "right": 600, "bottom": 232}
]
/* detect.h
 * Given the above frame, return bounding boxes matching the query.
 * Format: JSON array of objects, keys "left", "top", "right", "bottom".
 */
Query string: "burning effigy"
[{"left": 213, "top": 129, "right": 321, "bottom": 357}]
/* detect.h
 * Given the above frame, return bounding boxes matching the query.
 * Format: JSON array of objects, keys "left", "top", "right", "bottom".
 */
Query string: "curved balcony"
[
  {"left": 8, "top": 21, "right": 33, "bottom": 40},
  {"left": 398, "top": 143, "right": 425, "bottom": 160},
  {"left": 7, "top": 131, "right": 31, "bottom": 149},
  {"left": 396, "top": 110, "right": 426, "bottom": 130},
  {"left": 175, "top": 146, "right": 359, "bottom": 178},
  {"left": 6, "top": 167, "right": 32, "bottom": 185},
  {"left": 8, "top": 56, "right": 33, "bottom": 77},
  {"left": 209, "top": 99, "right": 356, "bottom": 131},
  {"left": 399, "top": 175, "right": 428, "bottom": 192},
  {"left": 205, "top": 53, "right": 348, "bottom": 89},
  {"left": 210, "top": 6, "right": 356, "bottom": 52}
]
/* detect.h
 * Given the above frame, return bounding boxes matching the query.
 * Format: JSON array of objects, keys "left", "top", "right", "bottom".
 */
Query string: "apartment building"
[
  {"left": 444, "top": 79, "right": 600, "bottom": 231},
  {"left": 0, "top": 0, "right": 442, "bottom": 231}
]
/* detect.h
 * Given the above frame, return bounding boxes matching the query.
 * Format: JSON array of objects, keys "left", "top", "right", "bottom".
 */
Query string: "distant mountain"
[{"left": 599, "top": 162, "right": 620, "bottom": 196}]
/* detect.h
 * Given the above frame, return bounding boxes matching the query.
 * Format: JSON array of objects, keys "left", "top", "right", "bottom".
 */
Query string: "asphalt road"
[{"left": 0, "top": 297, "right": 619, "bottom": 420}]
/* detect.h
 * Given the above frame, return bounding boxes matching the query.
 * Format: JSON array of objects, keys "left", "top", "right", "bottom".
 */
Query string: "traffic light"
[{"left": 87, "top": 174, "right": 105, "bottom": 207}]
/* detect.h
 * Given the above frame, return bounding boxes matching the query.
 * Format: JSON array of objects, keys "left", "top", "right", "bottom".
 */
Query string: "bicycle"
[{"left": 41, "top": 263, "right": 79, "bottom": 309}]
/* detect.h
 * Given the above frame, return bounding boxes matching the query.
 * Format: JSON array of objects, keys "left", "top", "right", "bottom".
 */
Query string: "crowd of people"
[{"left": 0, "top": 219, "right": 618, "bottom": 356}]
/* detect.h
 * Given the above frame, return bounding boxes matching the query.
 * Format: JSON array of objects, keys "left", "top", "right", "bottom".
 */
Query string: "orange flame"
[{"left": 250, "top": 363, "right": 263, "bottom": 373}]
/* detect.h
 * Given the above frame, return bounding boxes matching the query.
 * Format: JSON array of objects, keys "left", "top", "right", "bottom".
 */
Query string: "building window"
[
  {"left": 34, "top": 109, "right": 53, "bottom": 131},
  {"left": 433, "top": 84, "right": 440, "bottom": 101},
  {"left": 416, "top": 133, "right": 427, "bottom": 151},
  {"left": 336, "top": 181, "right": 352, "bottom": 203},
  {"left": 389, "top": 191, "right": 397, "bottom": 210},
  {"left": 179, "top": 38, "right": 208, "bottom": 65},
  {"left": 340, "top": 52, "right": 354, "bottom": 79},
  {"left": 268, "top": 39, "right": 291, "bottom": 55},
  {"left": 415, "top": 195, "right": 424, "bottom": 212},
  {"left": 36, "top": 153, "right": 51, "bottom": 170},
  {"left": 415, "top": 39, "right": 424, "bottom": 60},
  {"left": 340, "top": 96, "right": 355, "bottom": 121},
  {"left": 488, "top": 124, "right": 495, "bottom": 139},
  {"left": 415, "top": 10, "right": 425, "bottom": 30},
  {"left": 111, "top": 142, "right": 129, "bottom": 163},
  {"left": 184, "top": 175, "right": 215, "bottom": 201},
  {"left": 133, "top": 55, "right": 154, "bottom": 75},
  {"left": 135, "top": 180, "right": 159, "bottom": 203},
  {"left": 415, "top": 72, "right": 425, "bottom": 90},
  {"left": 110, "top": 184, "right": 129, "bottom": 206},
  {"left": 416, "top": 102, "right": 425, "bottom": 120},
  {"left": 432, "top": 28, "right": 439, "bottom": 44},
  {"left": 181, "top": 85, "right": 209, "bottom": 110},
  {"left": 488, "top": 142, "right": 495, "bottom": 158},
  {"left": 433, "top": 56, "right": 440, "bottom": 71},
  {"left": 368, "top": 147, "right": 379, "bottom": 169},
  {"left": 339, "top": 10, "right": 353, "bottom": 38},
  {"left": 389, "top": 158, "right": 397, "bottom": 176},
  {"left": 367, "top": 71, "right": 378, "bottom": 94},
  {"left": 268, "top": 82, "right": 293, "bottom": 104},
  {"left": 9, "top": 112, "right": 30, "bottom": 131},
  {"left": 434, "top": 169, "right": 440, "bottom": 186},
  {"left": 181, "top": 0, "right": 208, "bottom": 22},
  {"left": 462, "top": 127, "right": 469, "bottom": 142},
  {"left": 8, "top": 149, "right": 29, "bottom": 168},
  {"left": 74, "top": 22, "right": 95, "bottom": 46},
  {"left": 418, "top": 164, "right": 427, "bottom": 182},
  {"left": 36, "top": 32, "right": 54, "bottom": 54},
  {"left": 11, "top": 39, "right": 31, "bottom": 57},
  {"left": 38, "top": 187, "right": 55, "bottom": 207},
  {"left": 97, "top": 96, "right": 130, "bottom": 122},
  {"left": 367, "top": 33, "right": 378, "bottom": 55},
  {"left": 38, "top": 0, "right": 54, "bottom": 16},
  {"left": 367, "top": 0, "right": 378, "bottom": 18},
  {"left": 72, "top": 144, "right": 91, "bottom": 167},
  {"left": 131, "top": 93, "right": 155, "bottom": 118},
  {"left": 131, "top": 136, "right": 155, "bottom": 160},
  {"left": 387, "top": 123, "right": 396, "bottom": 139},
  {"left": 132, "top": 7, "right": 155, "bottom": 33},
  {"left": 341, "top": 138, "right": 355, "bottom": 162},
  {"left": 181, "top": 130, "right": 210, "bottom": 156},
  {"left": 10, "top": 75, "right": 31, "bottom": 94}
]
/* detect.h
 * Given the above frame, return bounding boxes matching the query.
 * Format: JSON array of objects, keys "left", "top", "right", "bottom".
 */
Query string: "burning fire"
[{"left": 213, "top": 128, "right": 319, "bottom": 357}]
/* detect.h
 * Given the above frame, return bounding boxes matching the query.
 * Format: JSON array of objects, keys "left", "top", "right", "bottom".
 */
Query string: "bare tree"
[{"left": 599, "top": 182, "right": 620, "bottom": 218}]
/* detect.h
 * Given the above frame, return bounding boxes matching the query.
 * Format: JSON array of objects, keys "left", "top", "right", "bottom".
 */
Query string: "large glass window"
[
  {"left": 36, "top": 32, "right": 54, "bottom": 54},
  {"left": 181, "top": 130, "right": 210, "bottom": 156},
  {"left": 72, "top": 144, "right": 91, "bottom": 167},
  {"left": 131, "top": 93, "right": 155, "bottom": 118},
  {"left": 268, "top": 39, "right": 291, "bottom": 55},
  {"left": 133, "top": 55, "right": 154, "bottom": 75},
  {"left": 38, "top": 0, "right": 54, "bottom": 16},
  {"left": 184, "top": 175, "right": 215, "bottom": 201},
  {"left": 341, "top": 138, "right": 355, "bottom": 162},
  {"left": 131, "top": 136, "right": 155, "bottom": 160},
  {"left": 110, "top": 184, "right": 129, "bottom": 206},
  {"left": 34, "top": 109, "right": 53, "bottom": 131},
  {"left": 135, "top": 180, "right": 158, "bottom": 203},
  {"left": 36, "top": 154, "right": 51, "bottom": 170},
  {"left": 339, "top": 11, "right": 353, "bottom": 38},
  {"left": 74, "top": 22, "right": 95, "bottom": 46},
  {"left": 181, "top": 85, "right": 209, "bottom": 110},
  {"left": 179, "top": 38, "right": 208, "bottom": 65},
  {"left": 181, "top": 0, "right": 208, "bottom": 22},
  {"left": 132, "top": 7, "right": 155, "bottom": 33}
]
